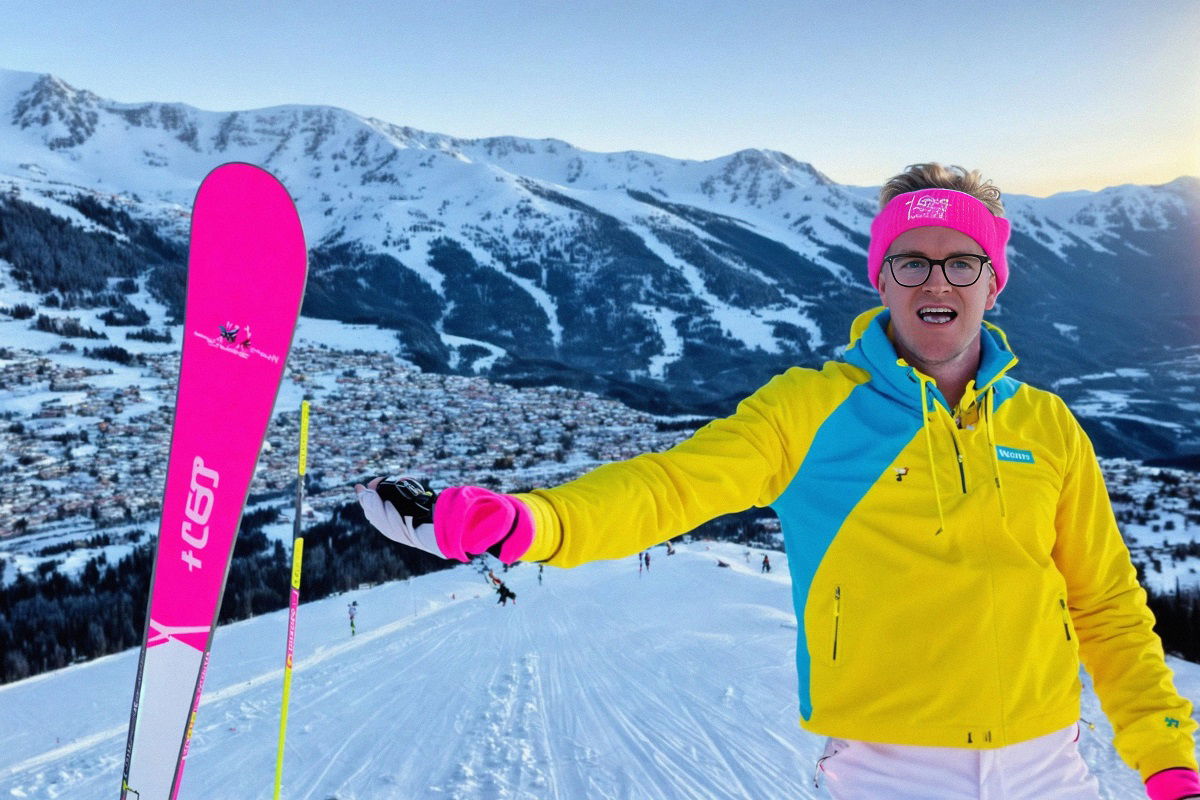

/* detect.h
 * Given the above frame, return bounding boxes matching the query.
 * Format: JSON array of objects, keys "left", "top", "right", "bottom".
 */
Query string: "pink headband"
[{"left": 868, "top": 188, "right": 1011, "bottom": 294}]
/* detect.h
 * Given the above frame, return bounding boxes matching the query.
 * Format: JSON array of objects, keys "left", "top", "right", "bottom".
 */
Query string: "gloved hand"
[
  {"left": 355, "top": 477, "right": 535, "bottom": 564},
  {"left": 1145, "top": 767, "right": 1200, "bottom": 800},
  {"left": 355, "top": 476, "right": 440, "bottom": 556}
]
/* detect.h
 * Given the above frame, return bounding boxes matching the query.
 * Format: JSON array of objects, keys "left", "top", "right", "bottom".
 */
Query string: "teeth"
[{"left": 918, "top": 307, "right": 956, "bottom": 324}]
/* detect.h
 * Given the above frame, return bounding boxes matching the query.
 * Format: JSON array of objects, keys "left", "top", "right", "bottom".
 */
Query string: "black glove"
[{"left": 355, "top": 476, "right": 441, "bottom": 555}]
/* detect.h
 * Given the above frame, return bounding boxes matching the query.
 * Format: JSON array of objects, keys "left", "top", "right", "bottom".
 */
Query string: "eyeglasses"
[{"left": 883, "top": 254, "right": 990, "bottom": 288}]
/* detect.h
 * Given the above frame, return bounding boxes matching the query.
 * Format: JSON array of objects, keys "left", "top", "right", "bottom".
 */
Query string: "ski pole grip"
[{"left": 298, "top": 401, "right": 310, "bottom": 476}]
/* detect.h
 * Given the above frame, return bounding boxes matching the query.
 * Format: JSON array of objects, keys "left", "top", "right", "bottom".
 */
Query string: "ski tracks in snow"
[
  {"left": 0, "top": 550, "right": 885, "bottom": 799},
  {"left": 434, "top": 650, "right": 555, "bottom": 799},
  {"left": 515, "top": 563, "right": 819, "bottom": 800},
  {"left": 0, "top": 545, "right": 1162, "bottom": 798}
]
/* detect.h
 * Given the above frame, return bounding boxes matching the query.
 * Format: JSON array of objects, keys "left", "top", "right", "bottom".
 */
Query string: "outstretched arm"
[
  {"left": 357, "top": 366, "right": 835, "bottom": 568},
  {"left": 514, "top": 365, "right": 839, "bottom": 567},
  {"left": 1050, "top": 401, "right": 1198, "bottom": 792}
]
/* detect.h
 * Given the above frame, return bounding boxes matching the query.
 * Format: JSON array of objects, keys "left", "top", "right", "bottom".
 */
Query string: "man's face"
[{"left": 877, "top": 226, "right": 999, "bottom": 372}]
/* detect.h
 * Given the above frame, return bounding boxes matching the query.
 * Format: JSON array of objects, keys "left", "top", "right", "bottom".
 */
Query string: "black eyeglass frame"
[{"left": 883, "top": 254, "right": 992, "bottom": 288}]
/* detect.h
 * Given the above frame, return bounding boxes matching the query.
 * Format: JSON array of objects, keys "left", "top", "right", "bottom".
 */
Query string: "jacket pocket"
[{"left": 1057, "top": 595, "right": 1073, "bottom": 642}]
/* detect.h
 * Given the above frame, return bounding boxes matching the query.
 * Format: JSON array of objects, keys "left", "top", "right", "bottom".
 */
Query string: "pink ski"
[{"left": 122, "top": 163, "right": 307, "bottom": 799}]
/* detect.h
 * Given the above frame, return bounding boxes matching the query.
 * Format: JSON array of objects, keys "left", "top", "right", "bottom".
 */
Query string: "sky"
[{"left": 1, "top": 0, "right": 1197, "bottom": 197}]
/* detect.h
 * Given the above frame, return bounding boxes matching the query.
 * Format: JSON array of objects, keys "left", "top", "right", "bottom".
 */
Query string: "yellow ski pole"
[{"left": 274, "top": 400, "right": 310, "bottom": 800}]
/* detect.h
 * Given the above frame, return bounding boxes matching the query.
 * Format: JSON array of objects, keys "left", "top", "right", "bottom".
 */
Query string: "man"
[{"left": 357, "top": 164, "right": 1198, "bottom": 799}]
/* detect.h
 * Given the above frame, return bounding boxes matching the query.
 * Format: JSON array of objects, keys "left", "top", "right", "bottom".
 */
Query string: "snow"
[
  {"left": 7, "top": 67, "right": 1195, "bottom": 376},
  {"left": 293, "top": 316, "right": 405, "bottom": 355},
  {"left": 0, "top": 68, "right": 869, "bottom": 361},
  {"left": 633, "top": 304, "right": 684, "bottom": 380},
  {"left": 1070, "top": 390, "right": 1185, "bottom": 430},
  {"left": 1054, "top": 323, "right": 1080, "bottom": 342},
  {"left": 442, "top": 333, "right": 508, "bottom": 373},
  {"left": 1002, "top": 182, "right": 1191, "bottom": 262},
  {"left": 0, "top": 540, "right": 1193, "bottom": 799}
]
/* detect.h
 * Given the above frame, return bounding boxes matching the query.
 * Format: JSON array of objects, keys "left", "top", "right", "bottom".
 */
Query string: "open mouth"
[{"left": 917, "top": 306, "right": 958, "bottom": 325}]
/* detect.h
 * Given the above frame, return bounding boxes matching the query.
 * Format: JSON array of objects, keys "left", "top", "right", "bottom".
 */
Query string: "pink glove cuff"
[
  {"left": 1146, "top": 768, "right": 1200, "bottom": 800},
  {"left": 434, "top": 486, "right": 535, "bottom": 564}
]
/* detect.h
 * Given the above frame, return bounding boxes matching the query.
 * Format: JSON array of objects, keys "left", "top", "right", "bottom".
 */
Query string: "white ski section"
[
  {"left": 1, "top": 541, "right": 1195, "bottom": 799},
  {"left": 125, "top": 640, "right": 205, "bottom": 797}
]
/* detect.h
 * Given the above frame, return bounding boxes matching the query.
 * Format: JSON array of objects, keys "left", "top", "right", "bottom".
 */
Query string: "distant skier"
[
  {"left": 347, "top": 601, "right": 357, "bottom": 636},
  {"left": 638, "top": 551, "right": 644, "bottom": 575},
  {"left": 538, "top": 564, "right": 544, "bottom": 585},
  {"left": 357, "top": 163, "right": 1199, "bottom": 797},
  {"left": 761, "top": 554, "right": 771, "bottom": 574},
  {"left": 495, "top": 582, "right": 516, "bottom": 606},
  {"left": 666, "top": 541, "right": 675, "bottom": 555},
  {"left": 644, "top": 550, "right": 650, "bottom": 571}
]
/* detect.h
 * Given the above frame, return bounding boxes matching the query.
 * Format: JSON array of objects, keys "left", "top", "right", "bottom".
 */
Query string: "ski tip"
[
  {"left": 195, "top": 163, "right": 301, "bottom": 223},
  {"left": 189, "top": 161, "right": 307, "bottom": 273},
  {"left": 200, "top": 161, "right": 286, "bottom": 187}
]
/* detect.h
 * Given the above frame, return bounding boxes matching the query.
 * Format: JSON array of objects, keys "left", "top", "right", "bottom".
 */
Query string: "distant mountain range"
[{"left": 1, "top": 68, "right": 1197, "bottom": 459}]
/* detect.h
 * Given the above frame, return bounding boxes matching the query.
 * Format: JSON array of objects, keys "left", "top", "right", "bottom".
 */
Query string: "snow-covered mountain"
[
  {"left": 1, "top": 541, "right": 1193, "bottom": 799},
  {"left": 1, "top": 68, "right": 1198, "bottom": 458}
]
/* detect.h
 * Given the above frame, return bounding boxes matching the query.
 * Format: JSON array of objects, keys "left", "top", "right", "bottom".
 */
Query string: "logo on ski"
[
  {"left": 146, "top": 619, "right": 213, "bottom": 648},
  {"left": 194, "top": 320, "right": 279, "bottom": 363},
  {"left": 179, "top": 455, "right": 220, "bottom": 573}
]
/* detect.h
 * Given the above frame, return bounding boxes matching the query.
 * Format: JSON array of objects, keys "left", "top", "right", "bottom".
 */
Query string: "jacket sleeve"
[
  {"left": 1050, "top": 402, "right": 1198, "bottom": 782},
  {"left": 515, "top": 367, "right": 826, "bottom": 567}
]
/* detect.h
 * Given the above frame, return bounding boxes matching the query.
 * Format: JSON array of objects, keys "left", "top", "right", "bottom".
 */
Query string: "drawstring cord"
[
  {"left": 984, "top": 389, "right": 1008, "bottom": 518},
  {"left": 919, "top": 377, "right": 948, "bottom": 536},
  {"left": 915, "top": 371, "right": 1012, "bottom": 535}
]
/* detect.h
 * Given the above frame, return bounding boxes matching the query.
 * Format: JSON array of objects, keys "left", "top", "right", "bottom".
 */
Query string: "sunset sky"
[{"left": 3, "top": 0, "right": 1197, "bottom": 196}]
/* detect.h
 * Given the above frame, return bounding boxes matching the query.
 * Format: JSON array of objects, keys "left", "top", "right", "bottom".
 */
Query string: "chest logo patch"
[{"left": 996, "top": 446, "right": 1035, "bottom": 464}]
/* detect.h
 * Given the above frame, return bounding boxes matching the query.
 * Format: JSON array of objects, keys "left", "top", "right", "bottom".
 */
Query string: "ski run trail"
[{"left": 2, "top": 541, "right": 1196, "bottom": 799}]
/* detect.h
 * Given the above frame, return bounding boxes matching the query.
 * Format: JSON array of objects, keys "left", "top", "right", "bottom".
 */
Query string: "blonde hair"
[{"left": 879, "top": 163, "right": 1005, "bottom": 216}]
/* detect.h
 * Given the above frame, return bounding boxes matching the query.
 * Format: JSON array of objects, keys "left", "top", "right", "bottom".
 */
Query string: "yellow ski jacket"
[{"left": 517, "top": 306, "right": 1197, "bottom": 781}]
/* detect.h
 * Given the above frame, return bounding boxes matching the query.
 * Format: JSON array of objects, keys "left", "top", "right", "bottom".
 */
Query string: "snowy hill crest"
[{"left": 0, "top": 542, "right": 1189, "bottom": 799}]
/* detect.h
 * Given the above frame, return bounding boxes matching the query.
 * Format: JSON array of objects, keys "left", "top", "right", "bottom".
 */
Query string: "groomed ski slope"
[{"left": 2, "top": 541, "right": 1196, "bottom": 799}]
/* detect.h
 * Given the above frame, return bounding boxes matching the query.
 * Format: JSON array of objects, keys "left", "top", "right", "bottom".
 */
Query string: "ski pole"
[{"left": 274, "top": 400, "right": 310, "bottom": 800}]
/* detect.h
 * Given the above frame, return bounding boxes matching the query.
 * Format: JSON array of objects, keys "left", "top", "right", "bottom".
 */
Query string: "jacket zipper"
[
  {"left": 1059, "top": 597, "right": 1073, "bottom": 641},
  {"left": 949, "top": 432, "right": 967, "bottom": 493},
  {"left": 832, "top": 586, "right": 842, "bottom": 662}
]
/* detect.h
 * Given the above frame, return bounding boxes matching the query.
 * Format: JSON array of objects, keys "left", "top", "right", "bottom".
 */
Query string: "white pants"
[{"left": 816, "top": 723, "right": 1101, "bottom": 800}]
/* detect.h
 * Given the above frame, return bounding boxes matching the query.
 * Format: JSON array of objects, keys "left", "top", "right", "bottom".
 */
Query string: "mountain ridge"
[{"left": 1, "top": 67, "right": 1197, "bottom": 458}]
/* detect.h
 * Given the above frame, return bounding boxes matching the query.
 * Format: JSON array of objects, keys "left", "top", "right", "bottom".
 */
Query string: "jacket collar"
[{"left": 843, "top": 306, "right": 1019, "bottom": 412}]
